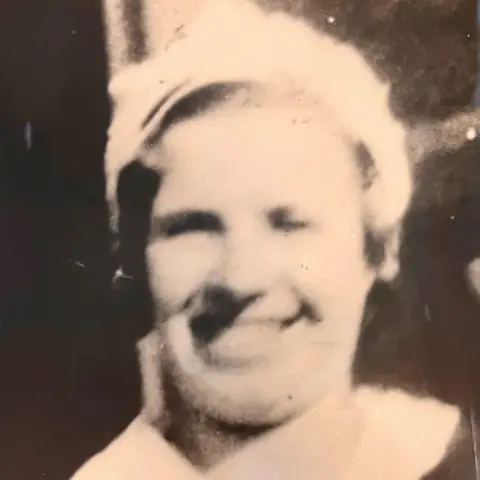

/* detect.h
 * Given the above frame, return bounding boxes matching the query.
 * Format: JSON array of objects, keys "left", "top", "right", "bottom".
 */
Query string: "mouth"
[
  {"left": 187, "top": 295, "right": 315, "bottom": 341},
  {"left": 189, "top": 311, "right": 314, "bottom": 371},
  {"left": 197, "top": 323, "right": 279, "bottom": 369},
  {"left": 177, "top": 291, "right": 318, "bottom": 371},
  {"left": 189, "top": 306, "right": 307, "bottom": 344}
]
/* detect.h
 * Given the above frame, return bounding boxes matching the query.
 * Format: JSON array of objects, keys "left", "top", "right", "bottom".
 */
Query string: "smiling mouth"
[
  {"left": 189, "top": 311, "right": 316, "bottom": 371},
  {"left": 188, "top": 297, "right": 317, "bottom": 346},
  {"left": 183, "top": 288, "right": 318, "bottom": 371},
  {"left": 190, "top": 306, "right": 307, "bottom": 347}
]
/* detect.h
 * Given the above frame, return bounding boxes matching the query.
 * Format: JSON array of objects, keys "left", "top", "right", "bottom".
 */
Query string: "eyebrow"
[{"left": 150, "top": 209, "right": 224, "bottom": 238}]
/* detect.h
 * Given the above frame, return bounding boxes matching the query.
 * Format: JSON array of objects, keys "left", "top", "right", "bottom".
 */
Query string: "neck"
[
  {"left": 159, "top": 368, "right": 356, "bottom": 470},
  {"left": 208, "top": 382, "right": 363, "bottom": 480},
  {"left": 160, "top": 369, "right": 275, "bottom": 470}
]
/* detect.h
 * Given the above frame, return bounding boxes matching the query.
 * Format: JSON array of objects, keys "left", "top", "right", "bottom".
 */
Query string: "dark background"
[{"left": 0, "top": 0, "right": 477, "bottom": 478}]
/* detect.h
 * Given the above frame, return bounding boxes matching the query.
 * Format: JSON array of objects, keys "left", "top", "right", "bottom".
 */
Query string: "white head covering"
[{"left": 106, "top": 0, "right": 412, "bottom": 275}]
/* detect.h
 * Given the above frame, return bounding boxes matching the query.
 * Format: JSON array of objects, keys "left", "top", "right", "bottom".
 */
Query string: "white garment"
[
  {"left": 71, "top": 416, "right": 201, "bottom": 480},
  {"left": 72, "top": 383, "right": 460, "bottom": 480}
]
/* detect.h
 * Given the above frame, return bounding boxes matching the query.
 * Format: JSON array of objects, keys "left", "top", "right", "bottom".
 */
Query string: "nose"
[
  {"left": 189, "top": 285, "right": 261, "bottom": 345},
  {"left": 216, "top": 231, "right": 276, "bottom": 298}
]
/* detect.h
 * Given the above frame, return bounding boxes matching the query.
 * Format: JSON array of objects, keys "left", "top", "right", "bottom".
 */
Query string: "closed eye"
[
  {"left": 267, "top": 207, "right": 311, "bottom": 233},
  {"left": 152, "top": 210, "right": 224, "bottom": 238}
]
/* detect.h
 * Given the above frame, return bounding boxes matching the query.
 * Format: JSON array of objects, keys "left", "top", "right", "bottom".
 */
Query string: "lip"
[
  {"left": 194, "top": 317, "right": 307, "bottom": 370},
  {"left": 236, "top": 301, "right": 314, "bottom": 330},
  {"left": 201, "top": 348, "right": 263, "bottom": 370},
  {"left": 236, "top": 304, "right": 306, "bottom": 327},
  {"left": 194, "top": 322, "right": 277, "bottom": 369},
  {"left": 280, "top": 309, "right": 304, "bottom": 329}
]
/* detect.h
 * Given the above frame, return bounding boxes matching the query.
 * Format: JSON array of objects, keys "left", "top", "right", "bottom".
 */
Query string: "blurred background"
[{"left": 0, "top": 0, "right": 477, "bottom": 478}]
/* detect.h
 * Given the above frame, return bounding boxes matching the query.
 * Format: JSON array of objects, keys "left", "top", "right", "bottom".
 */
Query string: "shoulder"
[
  {"left": 349, "top": 386, "right": 461, "bottom": 479},
  {"left": 70, "top": 416, "right": 200, "bottom": 480}
]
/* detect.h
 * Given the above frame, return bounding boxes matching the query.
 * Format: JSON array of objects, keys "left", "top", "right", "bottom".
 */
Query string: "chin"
[{"left": 162, "top": 313, "right": 348, "bottom": 426}]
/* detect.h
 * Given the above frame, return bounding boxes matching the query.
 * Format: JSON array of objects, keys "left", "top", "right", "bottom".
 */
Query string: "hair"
[{"left": 106, "top": 0, "right": 413, "bottom": 282}]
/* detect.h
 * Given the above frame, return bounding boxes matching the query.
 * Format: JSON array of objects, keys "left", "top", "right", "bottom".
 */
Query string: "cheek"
[
  {"left": 284, "top": 228, "right": 372, "bottom": 329},
  {"left": 146, "top": 236, "right": 221, "bottom": 310}
]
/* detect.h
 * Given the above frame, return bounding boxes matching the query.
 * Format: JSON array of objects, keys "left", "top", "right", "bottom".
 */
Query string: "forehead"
[{"left": 149, "top": 106, "right": 362, "bottom": 213}]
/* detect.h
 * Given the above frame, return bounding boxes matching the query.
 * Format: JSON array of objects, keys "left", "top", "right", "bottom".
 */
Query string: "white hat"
[{"left": 106, "top": 0, "right": 412, "bottom": 259}]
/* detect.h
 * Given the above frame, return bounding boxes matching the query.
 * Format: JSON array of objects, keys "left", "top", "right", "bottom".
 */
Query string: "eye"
[
  {"left": 267, "top": 207, "right": 310, "bottom": 233},
  {"left": 152, "top": 210, "right": 224, "bottom": 238}
]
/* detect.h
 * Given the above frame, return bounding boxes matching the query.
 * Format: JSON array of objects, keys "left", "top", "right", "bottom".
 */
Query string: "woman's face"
[{"left": 145, "top": 105, "right": 376, "bottom": 424}]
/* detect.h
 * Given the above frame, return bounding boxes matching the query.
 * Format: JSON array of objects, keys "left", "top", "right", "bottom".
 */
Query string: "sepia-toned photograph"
[{"left": 0, "top": 0, "right": 478, "bottom": 479}]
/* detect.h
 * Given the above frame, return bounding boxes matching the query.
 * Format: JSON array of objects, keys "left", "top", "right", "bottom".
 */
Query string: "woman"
[{"left": 73, "top": 1, "right": 460, "bottom": 478}]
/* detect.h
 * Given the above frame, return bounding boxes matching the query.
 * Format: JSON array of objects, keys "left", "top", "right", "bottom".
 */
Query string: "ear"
[
  {"left": 355, "top": 142, "right": 407, "bottom": 283},
  {"left": 376, "top": 225, "right": 402, "bottom": 282}
]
